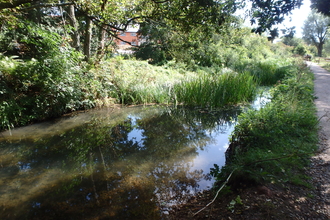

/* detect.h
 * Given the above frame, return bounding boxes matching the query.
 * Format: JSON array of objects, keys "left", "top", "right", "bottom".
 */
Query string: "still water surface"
[{"left": 0, "top": 104, "right": 248, "bottom": 219}]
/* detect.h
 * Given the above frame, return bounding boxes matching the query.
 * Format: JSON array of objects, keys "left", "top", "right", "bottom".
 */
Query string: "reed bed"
[
  {"left": 91, "top": 58, "right": 292, "bottom": 108},
  {"left": 174, "top": 71, "right": 257, "bottom": 108}
]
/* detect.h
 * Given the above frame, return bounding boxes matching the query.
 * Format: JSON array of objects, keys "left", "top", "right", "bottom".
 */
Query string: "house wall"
[
  {"left": 115, "top": 25, "right": 142, "bottom": 53},
  {"left": 116, "top": 31, "right": 139, "bottom": 48}
]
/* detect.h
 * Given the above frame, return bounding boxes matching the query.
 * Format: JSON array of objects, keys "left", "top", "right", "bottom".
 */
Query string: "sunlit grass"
[
  {"left": 215, "top": 60, "right": 318, "bottom": 186},
  {"left": 236, "top": 59, "right": 294, "bottom": 86},
  {"left": 97, "top": 58, "right": 195, "bottom": 105},
  {"left": 315, "top": 57, "right": 330, "bottom": 72},
  {"left": 174, "top": 71, "right": 257, "bottom": 108}
]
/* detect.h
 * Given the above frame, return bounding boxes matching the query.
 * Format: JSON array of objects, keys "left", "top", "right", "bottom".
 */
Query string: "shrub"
[{"left": 0, "top": 25, "right": 117, "bottom": 131}]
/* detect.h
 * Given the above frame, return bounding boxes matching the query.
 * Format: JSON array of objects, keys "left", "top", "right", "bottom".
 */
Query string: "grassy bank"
[
  {"left": 0, "top": 54, "right": 297, "bottom": 132},
  {"left": 0, "top": 55, "right": 113, "bottom": 130},
  {"left": 212, "top": 60, "right": 318, "bottom": 188}
]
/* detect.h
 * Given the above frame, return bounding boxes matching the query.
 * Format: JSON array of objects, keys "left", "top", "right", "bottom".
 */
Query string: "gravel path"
[{"left": 308, "top": 61, "right": 330, "bottom": 217}]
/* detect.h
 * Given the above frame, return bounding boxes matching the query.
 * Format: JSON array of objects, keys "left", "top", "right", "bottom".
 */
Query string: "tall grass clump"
[
  {"left": 234, "top": 59, "right": 295, "bottom": 86},
  {"left": 174, "top": 70, "right": 257, "bottom": 108},
  {"left": 213, "top": 61, "right": 318, "bottom": 187},
  {"left": 98, "top": 58, "right": 195, "bottom": 105}
]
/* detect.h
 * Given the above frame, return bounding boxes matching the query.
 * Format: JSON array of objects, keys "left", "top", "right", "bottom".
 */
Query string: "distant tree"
[
  {"left": 282, "top": 37, "right": 302, "bottom": 48},
  {"left": 311, "top": 0, "right": 330, "bottom": 16},
  {"left": 302, "top": 10, "right": 330, "bottom": 57},
  {"left": 134, "top": 22, "right": 172, "bottom": 65},
  {"left": 280, "top": 26, "right": 305, "bottom": 49}
]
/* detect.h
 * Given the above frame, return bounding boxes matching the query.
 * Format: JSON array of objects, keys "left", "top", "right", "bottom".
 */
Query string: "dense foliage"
[
  {"left": 311, "top": 0, "right": 330, "bottom": 16},
  {"left": 0, "top": 24, "right": 115, "bottom": 130},
  {"left": 0, "top": 0, "right": 304, "bottom": 63}
]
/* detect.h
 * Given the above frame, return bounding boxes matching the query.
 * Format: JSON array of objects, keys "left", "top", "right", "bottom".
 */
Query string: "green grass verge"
[{"left": 212, "top": 60, "right": 318, "bottom": 187}]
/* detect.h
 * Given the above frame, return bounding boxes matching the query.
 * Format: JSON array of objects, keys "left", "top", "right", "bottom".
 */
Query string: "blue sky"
[{"left": 281, "top": 0, "right": 311, "bottom": 37}]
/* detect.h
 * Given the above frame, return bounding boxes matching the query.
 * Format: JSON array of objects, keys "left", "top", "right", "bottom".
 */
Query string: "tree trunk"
[
  {"left": 317, "top": 42, "right": 324, "bottom": 57},
  {"left": 96, "top": 0, "right": 108, "bottom": 61},
  {"left": 68, "top": 4, "right": 81, "bottom": 51},
  {"left": 84, "top": 16, "right": 92, "bottom": 62},
  {"left": 96, "top": 25, "right": 107, "bottom": 59}
]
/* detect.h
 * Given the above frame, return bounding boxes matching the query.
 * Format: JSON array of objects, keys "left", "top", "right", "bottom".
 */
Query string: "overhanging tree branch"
[
  {"left": 0, "top": 0, "right": 74, "bottom": 11},
  {"left": 0, "top": 0, "right": 35, "bottom": 10}
]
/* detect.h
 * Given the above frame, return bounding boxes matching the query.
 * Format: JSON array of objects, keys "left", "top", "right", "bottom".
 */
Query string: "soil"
[{"left": 166, "top": 62, "right": 330, "bottom": 220}]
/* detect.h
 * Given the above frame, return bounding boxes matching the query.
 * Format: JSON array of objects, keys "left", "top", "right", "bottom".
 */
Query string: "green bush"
[
  {"left": 245, "top": 61, "right": 293, "bottom": 86},
  {"left": 294, "top": 44, "right": 308, "bottom": 56},
  {"left": 0, "top": 25, "right": 116, "bottom": 131}
]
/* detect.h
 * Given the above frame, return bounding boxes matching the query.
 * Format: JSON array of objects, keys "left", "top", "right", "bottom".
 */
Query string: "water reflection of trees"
[{"left": 0, "top": 106, "right": 240, "bottom": 219}]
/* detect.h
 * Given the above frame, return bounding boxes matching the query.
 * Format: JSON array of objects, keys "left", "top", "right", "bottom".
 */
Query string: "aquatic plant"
[{"left": 174, "top": 71, "right": 257, "bottom": 108}]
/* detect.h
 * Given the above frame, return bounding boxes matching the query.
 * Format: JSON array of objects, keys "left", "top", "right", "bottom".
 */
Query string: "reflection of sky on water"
[
  {"left": 126, "top": 114, "right": 234, "bottom": 191},
  {"left": 125, "top": 114, "right": 236, "bottom": 197},
  {"left": 0, "top": 105, "right": 248, "bottom": 219},
  {"left": 127, "top": 116, "right": 144, "bottom": 145},
  {"left": 252, "top": 91, "right": 271, "bottom": 110},
  {"left": 191, "top": 124, "right": 235, "bottom": 190}
]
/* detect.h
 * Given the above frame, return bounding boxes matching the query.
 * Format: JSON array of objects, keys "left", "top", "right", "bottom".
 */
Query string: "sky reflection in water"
[{"left": 0, "top": 105, "right": 242, "bottom": 219}]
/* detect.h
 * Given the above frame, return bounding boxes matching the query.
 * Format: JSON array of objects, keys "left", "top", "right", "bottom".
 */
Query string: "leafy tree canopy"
[
  {"left": 0, "top": 0, "right": 305, "bottom": 34},
  {"left": 311, "top": 0, "right": 330, "bottom": 16},
  {"left": 0, "top": 0, "right": 307, "bottom": 63},
  {"left": 248, "top": 0, "right": 303, "bottom": 34}
]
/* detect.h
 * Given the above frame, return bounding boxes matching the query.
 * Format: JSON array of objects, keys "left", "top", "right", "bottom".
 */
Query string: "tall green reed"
[
  {"left": 174, "top": 71, "right": 257, "bottom": 108},
  {"left": 99, "top": 59, "right": 195, "bottom": 105}
]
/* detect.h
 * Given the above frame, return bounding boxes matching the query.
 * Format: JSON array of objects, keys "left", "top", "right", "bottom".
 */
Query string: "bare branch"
[{"left": 151, "top": 0, "right": 169, "bottom": 3}]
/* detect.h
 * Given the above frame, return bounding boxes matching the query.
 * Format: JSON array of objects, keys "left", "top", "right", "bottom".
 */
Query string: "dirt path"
[{"left": 308, "top": 61, "right": 330, "bottom": 216}]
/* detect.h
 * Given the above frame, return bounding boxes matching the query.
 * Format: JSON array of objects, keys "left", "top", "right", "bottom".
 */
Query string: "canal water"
[{"left": 0, "top": 98, "right": 268, "bottom": 219}]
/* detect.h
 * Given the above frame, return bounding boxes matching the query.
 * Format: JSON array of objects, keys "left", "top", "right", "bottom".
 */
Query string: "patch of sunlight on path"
[{"left": 307, "top": 61, "right": 330, "bottom": 217}]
